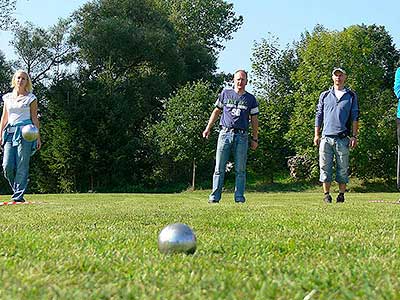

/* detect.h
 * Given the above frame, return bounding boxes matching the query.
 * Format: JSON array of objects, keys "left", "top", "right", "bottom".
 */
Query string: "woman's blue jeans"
[
  {"left": 2, "top": 133, "right": 33, "bottom": 200},
  {"left": 209, "top": 129, "right": 249, "bottom": 202}
]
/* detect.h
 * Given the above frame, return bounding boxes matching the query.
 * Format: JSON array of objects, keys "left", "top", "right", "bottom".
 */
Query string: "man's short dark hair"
[{"left": 234, "top": 69, "right": 248, "bottom": 79}]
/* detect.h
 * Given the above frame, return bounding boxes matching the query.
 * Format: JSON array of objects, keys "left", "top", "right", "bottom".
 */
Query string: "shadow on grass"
[
  {"left": 231, "top": 177, "right": 399, "bottom": 193},
  {"left": 350, "top": 179, "right": 398, "bottom": 193},
  {"left": 124, "top": 175, "right": 400, "bottom": 194},
  {"left": 247, "top": 181, "right": 320, "bottom": 193},
  {"left": 220, "top": 176, "right": 321, "bottom": 193}
]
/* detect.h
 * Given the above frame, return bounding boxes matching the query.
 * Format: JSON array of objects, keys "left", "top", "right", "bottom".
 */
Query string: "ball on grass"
[{"left": 158, "top": 223, "right": 196, "bottom": 254}]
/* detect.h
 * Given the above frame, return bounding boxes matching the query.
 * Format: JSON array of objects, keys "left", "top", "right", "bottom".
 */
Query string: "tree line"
[{"left": 0, "top": 0, "right": 399, "bottom": 193}]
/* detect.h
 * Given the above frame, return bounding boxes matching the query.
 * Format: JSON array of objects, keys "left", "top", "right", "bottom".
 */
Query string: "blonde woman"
[{"left": 0, "top": 70, "right": 41, "bottom": 202}]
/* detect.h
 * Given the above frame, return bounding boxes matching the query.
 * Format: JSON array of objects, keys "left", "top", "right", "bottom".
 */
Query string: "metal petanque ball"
[
  {"left": 158, "top": 223, "right": 196, "bottom": 254},
  {"left": 21, "top": 124, "right": 39, "bottom": 142}
]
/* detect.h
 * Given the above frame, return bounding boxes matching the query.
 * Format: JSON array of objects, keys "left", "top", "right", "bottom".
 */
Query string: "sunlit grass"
[{"left": 0, "top": 192, "right": 399, "bottom": 299}]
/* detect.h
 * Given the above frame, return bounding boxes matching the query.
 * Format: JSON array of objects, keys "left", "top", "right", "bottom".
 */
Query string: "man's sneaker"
[
  {"left": 323, "top": 194, "right": 332, "bottom": 203},
  {"left": 336, "top": 193, "right": 345, "bottom": 203},
  {"left": 12, "top": 198, "right": 25, "bottom": 203},
  {"left": 208, "top": 199, "right": 220, "bottom": 204}
]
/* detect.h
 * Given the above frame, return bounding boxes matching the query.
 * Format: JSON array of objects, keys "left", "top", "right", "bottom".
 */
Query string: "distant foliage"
[
  {"left": 11, "top": 19, "right": 75, "bottom": 82},
  {"left": 251, "top": 24, "right": 400, "bottom": 182},
  {"left": 151, "top": 81, "right": 217, "bottom": 189},
  {"left": 0, "top": 51, "right": 12, "bottom": 93},
  {"left": 0, "top": 0, "right": 16, "bottom": 30},
  {"left": 287, "top": 155, "right": 316, "bottom": 180},
  {"left": 248, "top": 35, "right": 298, "bottom": 181},
  {"left": 288, "top": 24, "right": 399, "bottom": 180},
  {"left": 155, "top": 0, "right": 243, "bottom": 53},
  {"left": 4, "top": 0, "right": 400, "bottom": 192},
  {"left": 25, "top": 0, "right": 242, "bottom": 192}
]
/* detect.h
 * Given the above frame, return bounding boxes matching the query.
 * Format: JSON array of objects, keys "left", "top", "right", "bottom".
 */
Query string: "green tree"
[
  {"left": 0, "top": 51, "right": 12, "bottom": 93},
  {"left": 58, "top": 0, "right": 243, "bottom": 191},
  {"left": 154, "top": 0, "right": 243, "bottom": 82},
  {"left": 286, "top": 24, "right": 400, "bottom": 180},
  {"left": 33, "top": 77, "right": 83, "bottom": 192},
  {"left": 41, "top": 71, "right": 164, "bottom": 192},
  {"left": 71, "top": 0, "right": 184, "bottom": 86},
  {"left": 10, "top": 19, "right": 75, "bottom": 83},
  {"left": 0, "top": 51, "right": 13, "bottom": 192},
  {"left": 157, "top": 0, "right": 243, "bottom": 52},
  {"left": 59, "top": 0, "right": 186, "bottom": 191},
  {"left": 152, "top": 81, "right": 217, "bottom": 190},
  {"left": 0, "top": 0, "right": 16, "bottom": 30},
  {"left": 249, "top": 36, "right": 298, "bottom": 182},
  {"left": 2, "top": 0, "right": 243, "bottom": 193}
]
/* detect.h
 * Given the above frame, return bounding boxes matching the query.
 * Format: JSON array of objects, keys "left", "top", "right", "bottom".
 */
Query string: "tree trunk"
[
  {"left": 192, "top": 158, "right": 196, "bottom": 191},
  {"left": 89, "top": 175, "right": 94, "bottom": 192}
]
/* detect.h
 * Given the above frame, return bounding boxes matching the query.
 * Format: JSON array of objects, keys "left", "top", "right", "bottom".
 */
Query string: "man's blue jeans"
[
  {"left": 319, "top": 136, "right": 350, "bottom": 183},
  {"left": 209, "top": 129, "right": 249, "bottom": 202},
  {"left": 2, "top": 133, "right": 33, "bottom": 201}
]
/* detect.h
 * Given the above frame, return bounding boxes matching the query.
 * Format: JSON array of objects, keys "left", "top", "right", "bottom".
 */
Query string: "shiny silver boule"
[
  {"left": 158, "top": 223, "right": 196, "bottom": 254},
  {"left": 21, "top": 124, "right": 39, "bottom": 142}
]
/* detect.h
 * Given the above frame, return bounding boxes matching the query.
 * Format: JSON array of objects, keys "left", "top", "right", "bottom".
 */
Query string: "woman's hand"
[{"left": 36, "top": 136, "right": 41, "bottom": 150}]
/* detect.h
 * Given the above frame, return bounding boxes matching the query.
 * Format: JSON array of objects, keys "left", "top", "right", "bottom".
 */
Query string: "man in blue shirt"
[
  {"left": 203, "top": 70, "right": 259, "bottom": 203},
  {"left": 314, "top": 68, "right": 359, "bottom": 203}
]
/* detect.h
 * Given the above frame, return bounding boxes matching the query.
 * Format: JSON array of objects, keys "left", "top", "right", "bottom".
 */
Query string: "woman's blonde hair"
[{"left": 11, "top": 70, "right": 33, "bottom": 93}]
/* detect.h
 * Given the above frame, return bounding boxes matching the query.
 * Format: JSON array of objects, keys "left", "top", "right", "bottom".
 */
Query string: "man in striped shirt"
[{"left": 203, "top": 70, "right": 259, "bottom": 203}]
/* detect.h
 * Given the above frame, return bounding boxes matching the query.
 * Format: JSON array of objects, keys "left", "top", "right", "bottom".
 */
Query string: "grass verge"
[{"left": 0, "top": 192, "right": 399, "bottom": 299}]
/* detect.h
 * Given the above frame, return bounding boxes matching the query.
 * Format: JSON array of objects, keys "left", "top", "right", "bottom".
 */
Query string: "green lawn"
[{"left": 1, "top": 192, "right": 399, "bottom": 299}]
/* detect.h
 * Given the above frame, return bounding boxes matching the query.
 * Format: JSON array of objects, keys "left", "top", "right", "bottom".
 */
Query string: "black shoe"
[
  {"left": 208, "top": 199, "right": 220, "bottom": 204},
  {"left": 336, "top": 193, "right": 345, "bottom": 203},
  {"left": 12, "top": 198, "right": 25, "bottom": 203},
  {"left": 235, "top": 199, "right": 246, "bottom": 203},
  {"left": 323, "top": 194, "right": 332, "bottom": 203}
]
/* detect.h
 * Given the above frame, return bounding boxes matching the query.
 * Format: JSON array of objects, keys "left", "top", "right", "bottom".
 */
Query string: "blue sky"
[
  {"left": 219, "top": 0, "right": 400, "bottom": 75},
  {"left": 1, "top": 0, "right": 399, "bottom": 81}
]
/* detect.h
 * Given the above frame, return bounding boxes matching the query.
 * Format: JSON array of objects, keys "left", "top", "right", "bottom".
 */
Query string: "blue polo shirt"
[
  {"left": 394, "top": 67, "right": 400, "bottom": 118},
  {"left": 315, "top": 87, "right": 359, "bottom": 136},
  {"left": 215, "top": 89, "right": 259, "bottom": 131}
]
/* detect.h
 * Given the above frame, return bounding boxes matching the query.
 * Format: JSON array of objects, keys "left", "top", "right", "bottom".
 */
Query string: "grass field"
[{"left": 1, "top": 191, "right": 400, "bottom": 299}]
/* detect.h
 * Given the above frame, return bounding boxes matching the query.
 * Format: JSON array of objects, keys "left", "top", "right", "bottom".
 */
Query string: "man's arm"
[
  {"left": 314, "top": 126, "right": 321, "bottom": 146},
  {"left": 349, "top": 92, "right": 360, "bottom": 148},
  {"left": 314, "top": 92, "right": 326, "bottom": 146},
  {"left": 202, "top": 107, "right": 221, "bottom": 139},
  {"left": 250, "top": 114, "right": 259, "bottom": 150},
  {"left": 349, "top": 120, "right": 359, "bottom": 149}
]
